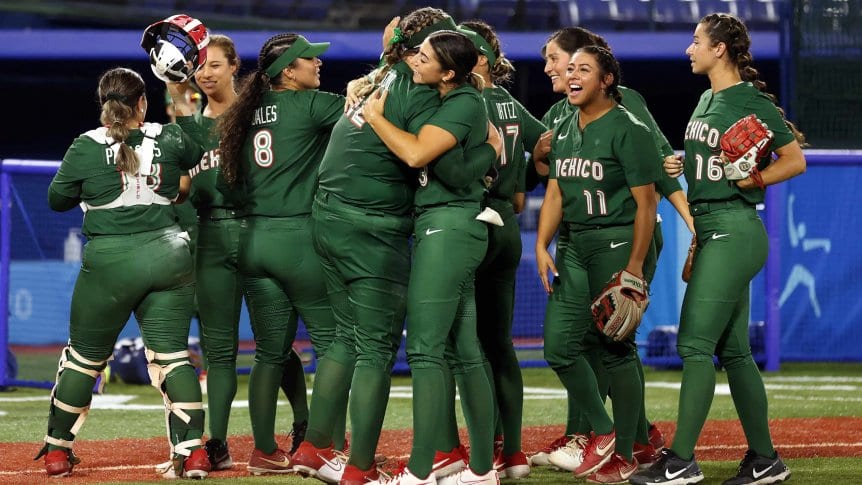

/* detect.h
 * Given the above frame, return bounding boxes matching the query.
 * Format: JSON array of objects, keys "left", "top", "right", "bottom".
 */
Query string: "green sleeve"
[
  {"left": 746, "top": 93, "right": 796, "bottom": 150},
  {"left": 403, "top": 82, "right": 440, "bottom": 134},
  {"left": 655, "top": 170, "right": 683, "bottom": 198},
  {"left": 168, "top": 124, "right": 205, "bottom": 171},
  {"left": 616, "top": 122, "right": 661, "bottom": 188},
  {"left": 310, "top": 91, "right": 346, "bottom": 129},
  {"left": 514, "top": 97, "right": 547, "bottom": 153},
  {"left": 434, "top": 143, "right": 495, "bottom": 189},
  {"left": 47, "top": 190, "right": 79, "bottom": 212},
  {"left": 48, "top": 139, "right": 87, "bottom": 211},
  {"left": 175, "top": 115, "right": 209, "bottom": 148},
  {"left": 427, "top": 92, "right": 479, "bottom": 143},
  {"left": 620, "top": 88, "right": 674, "bottom": 157}
]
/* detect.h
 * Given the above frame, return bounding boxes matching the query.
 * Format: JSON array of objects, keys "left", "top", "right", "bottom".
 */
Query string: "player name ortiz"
[{"left": 554, "top": 157, "right": 605, "bottom": 180}]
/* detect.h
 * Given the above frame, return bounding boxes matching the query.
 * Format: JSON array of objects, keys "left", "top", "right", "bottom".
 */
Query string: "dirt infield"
[{"left": 3, "top": 417, "right": 861, "bottom": 484}]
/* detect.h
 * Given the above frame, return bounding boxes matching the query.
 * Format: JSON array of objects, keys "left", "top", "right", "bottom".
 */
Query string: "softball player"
[
  {"left": 216, "top": 33, "right": 344, "bottom": 475},
  {"left": 360, "top": 29, "right": 500, "bottom": 485},
  {"left": 630, "top": 14, "right": 806, "bottom": 485},
  {"left": 459, "top": 20, "right": 545, "bottom": 480},
  {"left": 536, "top": 46, "right": 661, "bottom": 483},
  {"left": 40, "top": 67, "right": 208, "bottom": 479},
  {"left": 530, "top": 28, "right": 691, "bottom": 469},
  {"left": 168, "top": 34, "right": 313, "bottom": 469}
]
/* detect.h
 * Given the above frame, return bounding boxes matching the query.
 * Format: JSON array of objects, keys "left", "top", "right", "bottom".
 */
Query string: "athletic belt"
[
  {"left": 689, "top": 199, "right": 753, "bottom": 217},
  {"left": 199, "top": 207, "right": 245, "bottom": 221}
]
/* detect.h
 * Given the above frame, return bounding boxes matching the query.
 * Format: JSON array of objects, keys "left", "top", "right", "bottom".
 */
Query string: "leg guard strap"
[{"left": 40, "top": 345, "right": 109, "bottom": 452}]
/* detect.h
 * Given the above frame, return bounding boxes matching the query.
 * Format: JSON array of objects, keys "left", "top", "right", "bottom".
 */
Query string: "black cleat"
[
  {"left": 289, "top": 420, "right": 308, "bottom": 456},
  {"left": 629, "top": 448, "right": 704, "bottom": 484},
  {"left": 204, "top": 438, "right": 234, "bottom": 470},
  {"left": 722, "top": 449, "right": 791, "bottom": 485}
]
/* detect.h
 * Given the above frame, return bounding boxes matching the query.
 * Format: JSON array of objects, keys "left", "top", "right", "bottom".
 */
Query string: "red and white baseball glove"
[
  {"left": 590, "top": 270, "right": 650, "bottom": 342},
  {"left": 720, "top": 114, "right": 774, "bottom": 181}
]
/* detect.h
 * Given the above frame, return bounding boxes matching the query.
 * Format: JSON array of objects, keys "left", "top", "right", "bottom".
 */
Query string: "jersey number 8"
[{"left": 253, "top": 129, "right": 274, "bottom": 168}]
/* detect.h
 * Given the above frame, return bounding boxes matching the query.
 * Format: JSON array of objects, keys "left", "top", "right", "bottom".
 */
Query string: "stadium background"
[{"left": 1, "top": 0, "right": 860, "bottom": 387}]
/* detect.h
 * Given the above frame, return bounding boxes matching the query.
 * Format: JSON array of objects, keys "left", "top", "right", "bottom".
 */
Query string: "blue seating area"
[{"left": 6, "top": 0, "right": 786, "bottom": 31}]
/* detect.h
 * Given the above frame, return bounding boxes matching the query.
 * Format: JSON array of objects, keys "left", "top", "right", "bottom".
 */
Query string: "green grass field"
[{"left": 2, "top": 356, "right": 862, "bottom": 483}]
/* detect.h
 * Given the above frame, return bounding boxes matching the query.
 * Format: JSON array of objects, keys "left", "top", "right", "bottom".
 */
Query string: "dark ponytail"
[{"left": 701, "top": 13, "right": 807, "bottom": 145}]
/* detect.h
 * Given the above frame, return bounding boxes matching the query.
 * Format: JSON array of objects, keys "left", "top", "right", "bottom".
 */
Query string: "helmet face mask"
[{"left": 141, "top": 14, "right": 210, "bottom": 83}]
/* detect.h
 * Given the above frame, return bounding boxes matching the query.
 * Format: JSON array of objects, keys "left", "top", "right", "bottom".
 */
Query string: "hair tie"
[
  {"left": 105, "top": 92, "right": 127, "bottom": 103},
  {"left": 388, "top": 27, "right": 404, "bottom": 46}
]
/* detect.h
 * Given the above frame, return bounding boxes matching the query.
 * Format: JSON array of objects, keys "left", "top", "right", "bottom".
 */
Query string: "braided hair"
[
  {"left": 700, "top": 13, "right": 806, "bottom": 145},
  {"left": 97, "top": 67, "right": 145, "bottom": 174},
  {"left": 460, "top": 20, "right": 515, "bottom": 85},
  {"left": 353, "top": 7, "right": 451, "bottom": 100},
  {"left": 219, "top": 33, "right": 299, "bottom": 185}
]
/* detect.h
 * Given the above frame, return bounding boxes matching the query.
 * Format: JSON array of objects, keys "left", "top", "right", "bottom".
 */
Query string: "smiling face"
[
  {"left": 685, "top": 22, "right": 720, "bottom": 75},
  {"left": 543, "top": 40, "right": 571, "bottom": 94},
  {"left": 194, "top": 45, "right": 237, "bottom": 98},
  {"left": 286, "top": 56, "right": 323, "bottom": 90},
  {"left": 566, "top": 51, "right": 610, "bottom": 107},
  {"left": 410, "top": 38, "right": 450, "bottom": 86}
]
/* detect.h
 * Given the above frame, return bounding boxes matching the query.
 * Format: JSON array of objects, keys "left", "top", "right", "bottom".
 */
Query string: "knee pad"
[
  {"left": 38, "top": 345, "right": 109, "bottom": 455},
  {"left": 145, "top": 348, "right": 203, "bottom": 458}
]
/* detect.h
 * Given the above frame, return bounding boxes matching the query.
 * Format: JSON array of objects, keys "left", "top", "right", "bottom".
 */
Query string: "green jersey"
[
  {"left": 617, "top": 86, "right": 681, "bottom": 198},
  {"left": 541, "top": 98, "right": 575, "bottom": 132},
  {"left": 549, "top": 105, "right": 659, "bottom": 226},
  {"left": 243, "top": 89, "right": 344, "bottom": 217},
  {"left": 415, "top": 84, "right": 489, "bottom": 209},
  {"left": 546, "top": 88, "right": 680, "bottom": 198},
  {"left": 48, "top": 123, "right": 202, "bottom": 237},
  {"left": 481, "top": 85, "right": 546, "bottom": 200},
  {"left": 319, "top": 62, "right": 440, "bottom": 216},
  {"left": 175, "top": 114, "right": 235, "bottom": 211},
  {"left": 683, "top": 82, "right": 794, "bottom": 205}
]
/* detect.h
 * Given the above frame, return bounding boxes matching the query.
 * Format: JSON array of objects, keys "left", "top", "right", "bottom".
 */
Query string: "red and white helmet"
[{"left": 141, "top": 14, "right": 210, "bottom": 83}]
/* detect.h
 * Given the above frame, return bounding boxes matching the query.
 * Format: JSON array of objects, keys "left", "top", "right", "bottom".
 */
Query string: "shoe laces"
[
  {"left": 565, "top": 434, "right": 589, "bottom": 451},
  {"left": 332, "top": 449, "right": 349, "bottom": 464},
  {"left": 543, "top": 435, "right": 570, "bottom": 453}
]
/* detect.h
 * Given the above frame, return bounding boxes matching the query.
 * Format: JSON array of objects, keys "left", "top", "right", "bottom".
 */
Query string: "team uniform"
[
  {"left": 308, "top": 61, "right": 440, "bottom": 477},
  {"left": 544, "top": 105, "right": 659, "bottom": 468},
  {"left": 237, "top": 88, "right": 344, "bottom": 461},
  {"left": 475, "top": 85, "right": 545, "bottom": 460},
  {"left": 175, "top": 113, "right": 311, "bottom": 465},
  {"left": 42, "top": 123, "right": 205, "bottom": 475},
  {"left": 404, "top": 84, "right": 497, "bottom": 479},
  {"left": 536, "top": 87, "right": 676, "bottom": 464},
  {"left": 666, "top": 82, "right": 794, "bottom": 470}
]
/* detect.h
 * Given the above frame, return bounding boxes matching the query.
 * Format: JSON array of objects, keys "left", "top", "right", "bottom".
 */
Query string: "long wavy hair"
[
  {"left": 218, "top": 34, "right": 299, "bottom": 185},
  {"left": 353, "top": 7, "right": 451, "bottom": 100}
]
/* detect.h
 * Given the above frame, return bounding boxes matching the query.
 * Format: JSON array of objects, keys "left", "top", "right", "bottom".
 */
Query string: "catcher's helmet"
[{"left": 141, "top": 14, "right": 210, "bottom": 83}]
